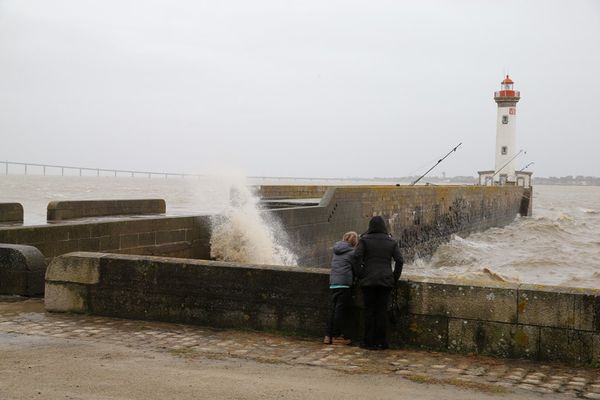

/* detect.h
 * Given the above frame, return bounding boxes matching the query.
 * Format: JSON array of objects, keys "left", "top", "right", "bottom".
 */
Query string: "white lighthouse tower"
[
  {"left": 478, "top": 75, "right": 531, "bottom": 187},
  {"left": 493, "top": 75, "right": 520, "bottom": 184}
]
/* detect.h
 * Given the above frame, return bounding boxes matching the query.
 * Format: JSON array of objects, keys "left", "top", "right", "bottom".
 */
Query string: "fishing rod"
[
  {"left": 410, "top": 142, "right": 462, "bottom": 186},
  {"left": 519, "top": 161, "right": 534, "bottom": 172},
  {"left": 492, "top": 149, "right": 525, "bottom": 179}
]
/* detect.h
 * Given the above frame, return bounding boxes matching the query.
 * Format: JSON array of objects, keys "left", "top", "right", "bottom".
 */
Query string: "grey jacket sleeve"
[{"left": 392, "top": 242, "right": 404, "bottom": 281}]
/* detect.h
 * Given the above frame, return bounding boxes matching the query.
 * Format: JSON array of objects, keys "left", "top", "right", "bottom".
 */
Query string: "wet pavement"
[{"left": 2, "top": 298, "right": 600, "bottom": 398}]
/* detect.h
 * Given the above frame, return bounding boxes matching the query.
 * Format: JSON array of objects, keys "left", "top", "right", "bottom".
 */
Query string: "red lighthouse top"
[
  {"left": 501, "top": 75, "right": 514, "bottom": 85},
  {"left": 494, "top": 75, "right": 520, "bottom": 100}
]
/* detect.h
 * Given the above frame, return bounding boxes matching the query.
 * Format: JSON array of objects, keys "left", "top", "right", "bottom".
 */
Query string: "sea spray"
[{"left": 208, "top": 181, "right": 297, "bottom": 266}]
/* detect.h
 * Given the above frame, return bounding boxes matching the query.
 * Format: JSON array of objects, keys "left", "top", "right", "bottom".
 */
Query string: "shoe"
[
  {"left": 331, "top": 336, "right": 352, "bottom": 345},
  {"left": 323, "top": 336, "right": 332, "bottom": 344},
  {"left": 376, "top": 343, "right": 389, "bottom": 350}
]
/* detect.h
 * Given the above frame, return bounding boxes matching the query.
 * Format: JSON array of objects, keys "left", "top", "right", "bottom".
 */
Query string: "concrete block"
[
  {"left": 45, "top": 252, "right": 103, "bottom": 284},
  {"left": 119, "top": 233, "right": 139, "bottom": 249},
  {"left": 15, "top": 228, "right": 45, "bottom": 244},
  {"left": 448, "top": 319, "right": 539, "bottom": 359},
  {"left": 53, "top": 240, "right": 81, "bottom": 256},
  {"left": 47, "top": 199, "right": 166, "bottom": 221},
  {"left": 78, "top": 237, "right": 100, "bottom": 252},
  {"left": 570, "top": 293, "right": 597, "bottom": 331},
  {"left": 67, "top": 224, "right": 92, "bottom": 239},
  {"left": 89, "top": 223, "right": 111, "bottom": 238},
  {"left": 0, "top": 244, "right": 46, "bottom": 296},
  {"left": 392, "top": 314, "right": 448, "bottom": 350},
  {"left": 43, "top": 226, "right": 69, "bottom": 242},
  {"left": 44, "top": 282, "right": 88, "bottom": 313},
  {"left": 407, "top": 277, "right": 518, "bottom": 323},
  {"left": 0, "top": 203, "right": 24, "bottom": 224},
  {"left": 518, "top": 285, "right": 600, "bottom": 331},
  {"left": 138, "top": 232, "right": 155, "bottom": 246},
  {"left": 539, "top": 327, "right": 593, "bottom": 364},
  {"left": 98, "top": 235, "right": 120, "bottom": 251},
  {"left": 156, "top": 230, "right": 186, "bottom": 244}
]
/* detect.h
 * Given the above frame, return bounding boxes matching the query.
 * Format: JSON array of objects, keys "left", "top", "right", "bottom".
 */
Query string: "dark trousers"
[
  {"left": 326, "top": 288, "right": 352, "bottom": 337},
  {"left": 362, "top": 286, "right": 392, "bottom": 347}
]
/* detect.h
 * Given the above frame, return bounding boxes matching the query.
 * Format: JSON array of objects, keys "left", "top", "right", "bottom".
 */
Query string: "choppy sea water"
[
  {"left": 409, "top": 185, "right": 600, "bottom": 287},
  {"left": 0, "top": 176, "right": 599, "bottom": 287}
]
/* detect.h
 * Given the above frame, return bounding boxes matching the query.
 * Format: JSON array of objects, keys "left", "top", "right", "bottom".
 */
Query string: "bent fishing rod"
[
  {"left": 520, "top": 161, "right": 534, "bottom": 172},
  {"left": 410, "top": 142, "right": 462, "bottom": 186},
  {"left": 492, "top": 150, "right": 525, "bottom": 179}
]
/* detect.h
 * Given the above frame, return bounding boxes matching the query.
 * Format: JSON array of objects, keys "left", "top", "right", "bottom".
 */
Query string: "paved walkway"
[{"left": 2, "top": 298, "right": 600, "bottom": 399}]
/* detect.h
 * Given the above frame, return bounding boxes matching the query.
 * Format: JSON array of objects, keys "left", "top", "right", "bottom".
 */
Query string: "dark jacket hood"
[
  {"left": 367, "top": 216, "right": 388, "bottom": 234},
  {"left": 333, "top": 240, "right": 354, "bottom": 255}
]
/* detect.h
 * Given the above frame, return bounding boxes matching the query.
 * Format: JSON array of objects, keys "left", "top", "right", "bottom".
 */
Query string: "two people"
[{"left": 325, "top": 216, "right": 404, "bottom": 350}]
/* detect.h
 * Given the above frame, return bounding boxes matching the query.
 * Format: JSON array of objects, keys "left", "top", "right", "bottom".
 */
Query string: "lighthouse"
[
  {"left": 493, "top": 75, "right": 520, "bottom": 184},
  {"left": 478, "top": 75, "right": 531, "bottom": 187}
]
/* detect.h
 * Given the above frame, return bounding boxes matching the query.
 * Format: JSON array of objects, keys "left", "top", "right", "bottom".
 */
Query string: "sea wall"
[
  {"left": 0, "top": 215, "right": 212, "bottom": 264},
  {"left": 46, "top": 252, "right": 598, "bottom": 364},
  {"left": 0, "top": 185, "right": 531, "bottom": 294},
  {"left": 267, "top": 185, "right": 531, "bottom": 266},
  {"left": 47, "top": 199, "right": 166, "bottom": 221}
]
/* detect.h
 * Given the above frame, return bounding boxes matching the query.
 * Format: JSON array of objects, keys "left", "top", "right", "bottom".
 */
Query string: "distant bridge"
[{"left": 0, "top": 160, "right": 366, "bottom": 182}]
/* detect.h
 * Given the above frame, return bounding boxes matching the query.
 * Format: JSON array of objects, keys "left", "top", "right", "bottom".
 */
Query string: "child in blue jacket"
[{"left": 324, "top": 231, "right": 358, "bottom": 345}]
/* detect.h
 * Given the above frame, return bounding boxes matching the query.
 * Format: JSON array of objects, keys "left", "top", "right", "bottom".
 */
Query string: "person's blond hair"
[{"left": 342, "top": 231, "right": 358, "bottom": 247}]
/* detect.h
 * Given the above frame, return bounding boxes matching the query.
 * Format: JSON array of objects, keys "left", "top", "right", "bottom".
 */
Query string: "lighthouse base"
[{"left": 478, "top": 170, "right": 532, "bottom": 188}]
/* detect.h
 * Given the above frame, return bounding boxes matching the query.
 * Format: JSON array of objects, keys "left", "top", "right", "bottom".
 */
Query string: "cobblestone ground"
[{"left": 2, "top": 298, "right": 600, "bottom": 399}]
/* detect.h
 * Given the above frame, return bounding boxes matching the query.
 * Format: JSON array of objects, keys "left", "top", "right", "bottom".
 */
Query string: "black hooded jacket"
[{"left": 353, "top": 216, "right": 404, "bottom": 287}]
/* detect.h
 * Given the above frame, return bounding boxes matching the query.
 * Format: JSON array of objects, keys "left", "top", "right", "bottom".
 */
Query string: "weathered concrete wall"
[
  {"left": 257, "top": 185, "right": 328, "bottom": 200},
  {"left": 0, "top": 215, "right": 212, "bottom": 264},
  {"left": 47, "top": 199, "right": 166, "bottom": 221},
  {"left": 267, "top": 185, "right": 531, "bottom": 266},
  {"left": 0, "top": 185, "right": 531, "bottom": 295},
  {"left": 45, "top": 253, "right": 329, "bottom": 336},
  {"left": 0, "top": 203, "right": 24, "bottom": 224},
  {"left": 0, "top": 244, "right": 46, "bottom": 295},
  {"left": 46, "top": 252, "right": 598, "bottom": 365}
]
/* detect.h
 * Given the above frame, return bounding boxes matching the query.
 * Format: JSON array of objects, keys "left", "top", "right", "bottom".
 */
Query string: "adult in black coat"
[{"left": 353, "top": 216, "right": 403, "bottom": 349}]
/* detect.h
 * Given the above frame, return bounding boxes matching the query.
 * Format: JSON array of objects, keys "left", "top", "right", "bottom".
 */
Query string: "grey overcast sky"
[{"left": 1, "top": 0, "right": 599, "bottom": 178}]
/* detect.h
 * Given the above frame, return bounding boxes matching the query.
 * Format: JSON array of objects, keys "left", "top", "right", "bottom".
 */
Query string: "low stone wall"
[
  {"left": 0, "top": 244, "right": 46, "bottom": 295},
  {"left": 45, "top": 253, "right": 328, "bottom": 336},
  {"left": 47, "top": 199, "right": 166, "bottom": 221},
  {"left": 0, "top": 203, "right": 24, "bottom": 224},
  {"left": 46, "top": 252, "right": 599, "bottom": 365},
  {"left": 0, "top": 215, "right": 212, "bottom": 263}
]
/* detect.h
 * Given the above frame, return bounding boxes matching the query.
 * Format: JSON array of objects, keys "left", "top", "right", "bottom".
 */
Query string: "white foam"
[{"left": 207, "top": 177, "right": 297, "bottom": 266}]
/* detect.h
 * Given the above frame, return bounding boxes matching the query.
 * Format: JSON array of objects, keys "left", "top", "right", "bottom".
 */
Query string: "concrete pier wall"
[
  {"left": 0, "top": 215, "right": 212, "bottom": 263},
  {"left": 46, "top": 252, "right": 597, "bottom": 365},
  {"left": 0, "top": 185, "right": 531, "bottom": 295},
  {"left": 47, "top": 199, "right": 166, "bottom": 221},
  {"left": 268, "top": 185, "right": 531, "bottom": 266}
]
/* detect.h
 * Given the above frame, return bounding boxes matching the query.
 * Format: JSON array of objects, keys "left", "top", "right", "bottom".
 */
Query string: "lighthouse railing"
[{"left": 494, "top": 90, "right": 520, "bottom": 98}]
